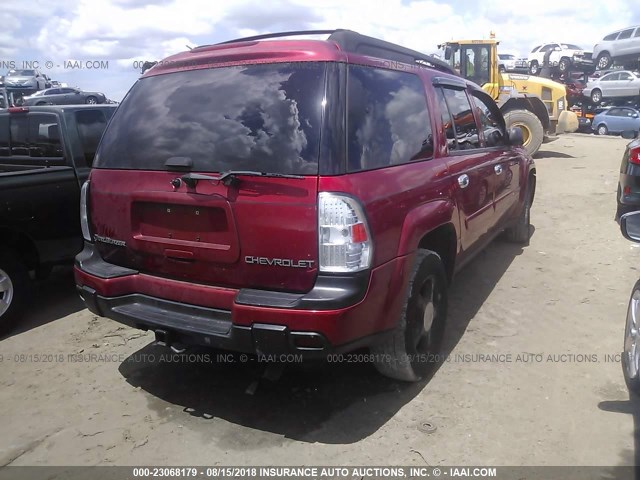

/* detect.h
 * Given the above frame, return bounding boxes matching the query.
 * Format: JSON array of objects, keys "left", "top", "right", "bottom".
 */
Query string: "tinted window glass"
[
  {"left": 608, "top": 108, "right": 624, "bottom": 116},
  {"left": 635, "top": 28, "right": 640, "bottom": 38},
  {"left": 10, "top": 116, "right": 28, "bottom": 155},
  {"left": 28, "top": 114, "right": 63, "bottom": 158},
  {"left": 603, "top": 73, "right": 619, "bottom": 81},
  {"left": 8, "top": 114, "right": 62, "bottom": 158},
  {"left": 96, "top": 63, "right": 325, "bottom": 174},
  {"left": 471, "top": 92, "right": 507, "bottom": 147},
  {"left": 76, "top": 109, "right": 109, "bottom": 166},
  {"left": 442, "top": 88, "right": 480, "bottom": 150},
  {"left": 435, "top": 88, "right": 457, "bottom": 150},
  {"left": 347, "top": 66, "right": 432, "bottom": 171},
  {"left": 604, "top": 33, "right": 619, "bottom": 41},
  {"left": 619, "top": 72, "right": 633, "bottom": 80},
  {"left": 0, "top": 116, "right": 8, "bottom": 157},
  {"left": 618, "top": 29, "right": 634, "bottom": 40}
]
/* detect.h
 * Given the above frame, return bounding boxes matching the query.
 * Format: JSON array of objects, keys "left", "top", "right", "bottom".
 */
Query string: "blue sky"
[{"left": 2, "top": 0, "right": 639, "bottom": 101}]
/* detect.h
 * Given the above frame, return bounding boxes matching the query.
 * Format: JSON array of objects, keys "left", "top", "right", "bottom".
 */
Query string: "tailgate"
[{"left": 89, "top": 169, "right": 318, "bottom": 292}]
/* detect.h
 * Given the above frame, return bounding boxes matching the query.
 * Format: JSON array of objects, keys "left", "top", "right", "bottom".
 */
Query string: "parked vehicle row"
[{"left": 523, "top": 25, "right": 640, "bottom": 76}]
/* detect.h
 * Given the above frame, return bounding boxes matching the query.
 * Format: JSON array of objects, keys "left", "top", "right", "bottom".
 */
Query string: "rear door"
[
  {"left": 435, "top": 84, "right": 497, "bottom": 255},
  {"left": 90, "top": 62, "right": 327, "bottom": 293}
]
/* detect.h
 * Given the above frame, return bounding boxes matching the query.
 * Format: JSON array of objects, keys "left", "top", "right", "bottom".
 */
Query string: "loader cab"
[{"left": 441, "top": 41, "right": 498, "bottom": 96}]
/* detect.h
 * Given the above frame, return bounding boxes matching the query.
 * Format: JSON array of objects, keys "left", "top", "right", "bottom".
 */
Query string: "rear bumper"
[{"left": 75, "top": 243, "right": 410, "bottom": 357}]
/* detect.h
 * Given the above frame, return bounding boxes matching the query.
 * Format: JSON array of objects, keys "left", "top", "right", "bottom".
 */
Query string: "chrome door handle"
[
  {"left": 458, "top": 174, "right": 470, "bottom": 189},
  {"left": 494, "top": 164, "right": 503, "bottom": 175}
]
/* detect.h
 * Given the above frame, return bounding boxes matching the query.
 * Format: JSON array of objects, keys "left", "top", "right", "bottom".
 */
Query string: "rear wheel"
[
  {"left": 372, "top": 250, "right": 448, "bottom": 382},
  {"left": 503, "top": 109, "right": 544, "bottom": 156},
  {"left": 0, "top": 250, "right": 30, "bottom": 336},
  {"left": 36, "top": 101, "right": 46, "bottom": 106},
  {"left": 597, "top": 52, "right": 612, "bottom": 70},
  {"left": 597, "top": 123, "right": 608, "bottom": 136},
  {"left": 591, "top": 89, "right": 603, "bottom": 104},
  {"left": 85, "top": 96, "right": 97, "bottom": 104},
  {"left": 529, "top": 61, "right": 539, "bottom": 75}
]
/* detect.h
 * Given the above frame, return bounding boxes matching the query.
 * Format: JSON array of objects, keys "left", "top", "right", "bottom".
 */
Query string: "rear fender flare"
[{"left": 396, "top": 199, "right": 458, "bottom": 258}]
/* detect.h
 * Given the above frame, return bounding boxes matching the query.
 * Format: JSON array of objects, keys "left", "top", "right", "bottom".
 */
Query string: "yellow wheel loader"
[{"left": 438, "top": 36, "right": 578, "bottom": 156}]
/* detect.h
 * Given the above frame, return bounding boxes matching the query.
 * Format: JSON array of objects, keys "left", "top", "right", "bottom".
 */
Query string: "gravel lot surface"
[{"left": 0, "top": 134, "right": 638, "bottom": 472}]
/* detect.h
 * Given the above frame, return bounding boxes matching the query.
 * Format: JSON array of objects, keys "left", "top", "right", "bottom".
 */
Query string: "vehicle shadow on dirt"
[
  {"left": 117, "top": 238, "right": 527, "bottom": 444},
  {"left": 1, "top": 266, "right": 85, "bottom": 340},
  {"left": 599, "top": 394, "right": 640, "bottom": 479}
]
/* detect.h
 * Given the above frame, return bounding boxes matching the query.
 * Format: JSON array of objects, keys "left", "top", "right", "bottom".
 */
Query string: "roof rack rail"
[{"left": 196, "top": 29, "right": 456, "bottom": 76}]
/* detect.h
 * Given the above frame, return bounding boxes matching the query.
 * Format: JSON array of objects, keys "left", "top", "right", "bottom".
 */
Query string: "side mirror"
[
  {"left": 622, "top": 130, "right": 639, "bottom": 139},
  {"left": 508, "top": 127, "right": 524, "bottom": 146},
  {"left": 444, "top": 46, "right": 452, "bottom": 61},
  {"left": 621, "top": 211, "right": 640, "bottom": 242}
]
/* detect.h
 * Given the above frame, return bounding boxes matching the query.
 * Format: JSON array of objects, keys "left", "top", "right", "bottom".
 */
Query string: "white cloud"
[{"left": 4, "top": 0, "right": 640, "bottom": 99}]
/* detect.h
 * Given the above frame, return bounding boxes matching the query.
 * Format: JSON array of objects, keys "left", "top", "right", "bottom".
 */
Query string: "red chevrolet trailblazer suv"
[{"left": 75, "top": 29, "right": 535, "bottom": 381}]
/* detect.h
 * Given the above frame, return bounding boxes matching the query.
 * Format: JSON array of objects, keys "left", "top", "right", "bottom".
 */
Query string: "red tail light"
[
  {"left": 630, "top": 146, "right": 640, "bottom": 166},
  {"left": 8, "top": 107, "right": 28, "bottom": 113}
]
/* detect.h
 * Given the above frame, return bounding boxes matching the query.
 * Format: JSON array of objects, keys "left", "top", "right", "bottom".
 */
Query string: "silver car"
[
  {"left": 583, "top": 70, "right": 640, "bottom": 103},
  {"left": 4, "top": 69, "right": 47, "bottom": 91},
  {"left": 593, "top": 26, "right": 640, "bottom": 70},
  {"left": 21, "top": 87, "right": 107, "bottom": 106}
]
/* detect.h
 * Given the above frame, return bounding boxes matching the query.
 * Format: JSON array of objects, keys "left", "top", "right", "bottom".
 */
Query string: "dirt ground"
[{"left": 1, "top": 134, "right": 639, "bottom": 469}]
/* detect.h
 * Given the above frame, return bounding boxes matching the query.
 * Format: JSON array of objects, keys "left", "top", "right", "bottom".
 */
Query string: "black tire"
[
  {"left": 529, "top": 61, "right": 539, "bottom": 75},
  {"left": 0, "top": 249, "right": 30, "bottom": 336},
  {"left": 623, "top": 281, "right": 640, "bottom": 396},
  {"left": 597, "top": 52, "right": 612, "bottom": 70},
  {"left": 504, "top": 184, "right": 532, "bottom": 244},
  {"left": 596, "top": 123, "right": 608, "bottom": 136},
  {"left": 499, "top": 65, "right": 506, "bottom": 73},
  {"left": 558, "top": 58, "right": 570, "bottom": 73},
  {"left": 591, "top": 89, "right": 603, "bottom": 104},
  {"left": 371, "top": 250, "right": 448, "bottom": 382},
  {"left": 503, "top": 109, "right": 544, "bottom": 156},
  {"left": 36, "top": 101, "right": 46, "bottom": 106},
  {"left": 85, "top": 96, "right": 97, "bottom": 104}
]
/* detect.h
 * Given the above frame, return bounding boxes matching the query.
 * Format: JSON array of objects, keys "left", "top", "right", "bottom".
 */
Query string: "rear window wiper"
[{"left": 178, "top": 170, "right": 305, "bottom": 188}]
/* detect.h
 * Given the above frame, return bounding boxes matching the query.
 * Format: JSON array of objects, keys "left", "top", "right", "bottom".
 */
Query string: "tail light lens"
[
  {"left": 630, "top": 146, "right": 640, "bottom": 166},
  {"left": 318, "top": 193, "right": 372, "bottom": 273},
  {"left": 80, "top": 181, "right": 92, "bottom": 241}
]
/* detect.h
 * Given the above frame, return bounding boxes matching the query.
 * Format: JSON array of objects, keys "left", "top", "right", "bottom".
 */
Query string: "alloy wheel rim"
[
  {"left": 0, "top": 268, "right": 14, "bottom": 318},
  {"left": 598, "top": 126, "right": 606, "bottom": 135},
  {"left": 625, "top": 290, "right": 640, "bottom": 380}
]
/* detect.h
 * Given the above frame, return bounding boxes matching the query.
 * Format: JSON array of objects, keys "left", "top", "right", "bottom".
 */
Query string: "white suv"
[
  {"left": 593, "top": 26, "right": 640, "bottom": 70},
  {"left": 527, "top": 43, "right": 591, "bottom": 75}
]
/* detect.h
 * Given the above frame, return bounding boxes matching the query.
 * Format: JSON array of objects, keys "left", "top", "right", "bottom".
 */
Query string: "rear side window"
[
  {"left": 635, "top": 28, "right": 640, "bottom": 38},
  {"left": 75, "top": 109, "right": 108, "bottom": 166},
  {"left": 440, "top": 87, "right": 481, "bottom": 150},
  {"left": 2, "top": 114, "right": 63, "bottom": 159},
  {"left": 347, "top": 66, "right": 432, "bottom": 171},
  {"left": 618, "top": 29, "right": 634, "bottom": 40},
  {"left": 603, "top": 32, "right": 619, "bottom": 41},
  {"left": 96, "top": 63, "right": 326, "bottom": 174}
]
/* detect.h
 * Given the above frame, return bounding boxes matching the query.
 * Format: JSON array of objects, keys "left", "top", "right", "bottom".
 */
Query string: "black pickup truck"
[{"left": 0, "top": 104, "right": 116, "bottom": 332}]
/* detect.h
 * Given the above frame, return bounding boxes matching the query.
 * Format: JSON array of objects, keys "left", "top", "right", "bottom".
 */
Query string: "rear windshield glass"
[{"left": 95, "top": 62, "right": 326, "bottom": 174}]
